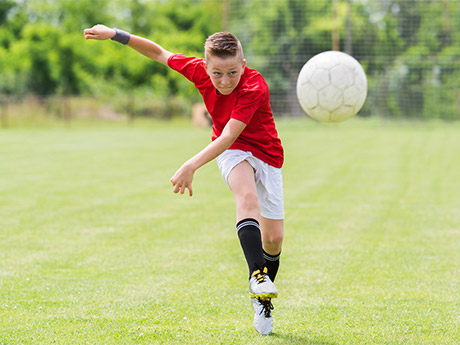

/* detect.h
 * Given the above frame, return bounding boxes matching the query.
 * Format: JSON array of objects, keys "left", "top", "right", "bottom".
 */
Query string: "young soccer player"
[{"left": 83, "top": 25, "right": 284, "bottom": 335}]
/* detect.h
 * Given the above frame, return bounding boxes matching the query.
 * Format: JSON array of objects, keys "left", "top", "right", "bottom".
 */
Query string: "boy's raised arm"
[{"left": 83, "top": 24, "right": 173, "bottom": 66}]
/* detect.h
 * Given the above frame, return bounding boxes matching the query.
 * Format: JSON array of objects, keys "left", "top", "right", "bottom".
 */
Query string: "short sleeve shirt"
[{"left": 168, "top": 54, "right": 284, "bottom": 168}]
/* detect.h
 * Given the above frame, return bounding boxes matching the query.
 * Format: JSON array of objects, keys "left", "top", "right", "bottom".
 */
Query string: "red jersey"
[{"left": 168, "top": 54, "right": 284, "bottom": 168}]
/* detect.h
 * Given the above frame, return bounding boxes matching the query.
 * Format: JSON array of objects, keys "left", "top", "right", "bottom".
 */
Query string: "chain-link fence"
[{"left": 226, "top": 0, "right": 460, "bottom": 120}]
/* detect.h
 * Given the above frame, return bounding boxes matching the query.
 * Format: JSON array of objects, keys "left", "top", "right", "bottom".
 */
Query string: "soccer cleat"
[
  {"left": 249, "top": 267, "right": 278, "bottom": 299},
  {"left": 252, "top": 297, "right": 274, "bottom": 335}
]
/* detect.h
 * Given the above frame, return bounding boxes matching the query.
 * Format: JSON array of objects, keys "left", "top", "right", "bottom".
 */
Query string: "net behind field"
[
  {"left": 226, "top": 0, "right": 460, "bottom": 120},
  {"left": 1, "top": 0, "right": 459, "bottom": 123}
]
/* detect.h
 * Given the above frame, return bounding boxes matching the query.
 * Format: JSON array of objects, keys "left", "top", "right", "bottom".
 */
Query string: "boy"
[{"left": 83, "top": 25, "right": 284, "bottom": 335}]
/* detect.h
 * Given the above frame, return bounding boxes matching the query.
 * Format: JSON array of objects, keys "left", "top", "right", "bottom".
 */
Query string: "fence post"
[
  {"left": 62, "top": 95, "right": 72, "bottom": 126},
  {"left": 456, "top": 90, "right": 460, "bottom": 119},
  {"left": 127, "top": 92, "right": 135, "bottom": 124},
  {"left": 332, "top": 0, "right": 340, "bottom": 51},
  {"left": 1, "top": 95, "right": 8, "bottom": 128},
  {"left": 345, "top": 0, "right": 353, "bottom": 55},
  {"left": 222, "top": 0, "right": 229, "bottom": 32}
]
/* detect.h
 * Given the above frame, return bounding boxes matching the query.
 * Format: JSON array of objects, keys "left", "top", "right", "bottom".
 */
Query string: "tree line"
[{"left": 1, "top": 0, "right": 459, "bottom": 120}]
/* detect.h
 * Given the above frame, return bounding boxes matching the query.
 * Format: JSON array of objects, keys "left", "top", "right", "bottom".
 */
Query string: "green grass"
[{"left": 1, "top": 118, "right": 459, "bottom": 344}]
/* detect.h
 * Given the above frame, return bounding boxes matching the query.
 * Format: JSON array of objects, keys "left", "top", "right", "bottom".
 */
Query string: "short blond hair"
[{"left": 204, "top": 32, "right": 244, "bottom": 62}]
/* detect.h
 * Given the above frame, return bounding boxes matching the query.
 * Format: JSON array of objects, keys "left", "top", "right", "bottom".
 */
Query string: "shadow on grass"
[{"left": 269, "top": 332, "right": 335, "bottom": 345}]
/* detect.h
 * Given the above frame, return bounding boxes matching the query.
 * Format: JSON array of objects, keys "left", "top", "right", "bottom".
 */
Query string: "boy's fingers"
[
  {"left": 84, "top": 28, "right": 96, "bottom": 35},
  {"left": 170, "top": 175, "right": 192, "bottom": 196},
  {"left": 83, "top": 29, "right": 97, "bottom": 40},
  {"left": 173, "top": 182, "right": 184, "bottom": 194},
  {"left": 171, "top": 182, "right": 193, "bottom": 196},
  {"left": 181, "top": 185, "right": 193, "bottom": 197}
]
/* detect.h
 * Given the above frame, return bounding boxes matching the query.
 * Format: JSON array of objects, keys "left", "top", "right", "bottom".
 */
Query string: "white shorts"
[{"left": 216, "top": 149, "right": 284, "bottom": 220}]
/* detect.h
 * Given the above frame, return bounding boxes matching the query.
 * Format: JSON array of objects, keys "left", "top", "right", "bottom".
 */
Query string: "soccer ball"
[{"left": 296, "top": 51, "right": 367, "bottom": 123}]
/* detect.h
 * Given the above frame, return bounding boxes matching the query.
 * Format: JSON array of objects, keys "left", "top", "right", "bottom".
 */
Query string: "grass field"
[{"left": 1, "top": 118, "right": 459, "bottom": 344}]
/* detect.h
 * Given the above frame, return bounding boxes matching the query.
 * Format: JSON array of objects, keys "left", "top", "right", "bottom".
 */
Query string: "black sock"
[
  {"left": 263, "top": 250, "right": 281, "bottom": 282},
  {"left": 237, "top": 218, "right": 265, "bottom": 277}
]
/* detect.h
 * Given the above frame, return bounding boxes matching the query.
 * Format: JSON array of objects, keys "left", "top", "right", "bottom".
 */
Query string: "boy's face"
[{"left": 205, "top": 56, "right": 246, "bottom": 95}]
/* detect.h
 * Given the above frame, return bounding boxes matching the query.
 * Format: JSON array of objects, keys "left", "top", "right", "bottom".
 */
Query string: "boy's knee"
[
  {"left": 239, "top": 191, "right": 260, "bottom": 213},
  {"left": 262, "top": 230, "right": 283, "bottom": 254},
  {"left": 267, "top": 233, "right": 283, "bottom": 247}
]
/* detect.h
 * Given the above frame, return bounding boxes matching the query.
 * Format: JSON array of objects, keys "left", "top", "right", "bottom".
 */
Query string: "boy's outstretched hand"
[{"left": 83, "top": 24, "right": 115, "bottom": 41}]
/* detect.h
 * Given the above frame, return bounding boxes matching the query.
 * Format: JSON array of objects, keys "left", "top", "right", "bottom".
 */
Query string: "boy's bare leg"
[
  {"left": 260, "top": 217, "right": 283, "bottom": 255},
  {"left": 227, "top": 160, "right": 261, "bottom": 222}
]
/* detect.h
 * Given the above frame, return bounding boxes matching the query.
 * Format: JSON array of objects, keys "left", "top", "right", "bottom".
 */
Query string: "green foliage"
[
  {"left": 0, "top": 0, "right": 14, "bottom": 26},
  {"left": 0, "top": 0, "right": 459, "bottom": 120},
  {"left": 0, "top": 0, "right": 220, "bottom": 103}
]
